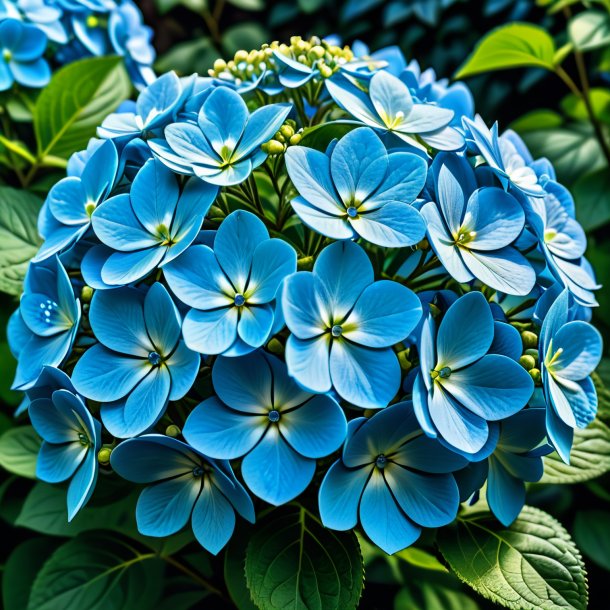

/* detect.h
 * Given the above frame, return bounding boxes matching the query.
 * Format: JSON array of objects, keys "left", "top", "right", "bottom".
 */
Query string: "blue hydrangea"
[
  {"left": 282, "top": 240, "right": 422, "bottom": 408},
  {"left": 72, "top": 283, "right": 200, "bottom": 437},
  {"left": 285, "top": 127, "right": 427, "bottom": 246},
  {"left": 164, "top": 210, "right": 296, "bottom": 356},
  {"left": 110, "top": 434, "right": 254, "bottom": 554},
  {"left": 319, "top": 402, "right": 467, "bottom": 554},
  {"left": 29, "top": 388, "right": 101, "bottom": 520},
  {"left": 183, "top": 350, "right": 346, "bottom": 506}
]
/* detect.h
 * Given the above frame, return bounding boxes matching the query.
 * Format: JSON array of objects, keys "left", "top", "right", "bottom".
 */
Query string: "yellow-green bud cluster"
[{"left": 261, "top": 120, "right": 303, "bottom": 155}]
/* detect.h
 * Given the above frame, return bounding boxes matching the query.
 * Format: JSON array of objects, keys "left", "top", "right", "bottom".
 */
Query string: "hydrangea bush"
[{"left": 7, "top": 35, "right": 603, "bottom": 609}]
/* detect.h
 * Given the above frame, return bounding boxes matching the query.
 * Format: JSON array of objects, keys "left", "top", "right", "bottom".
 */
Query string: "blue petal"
[
  {"left": 490, "top": 321, "right": 522, "bottom": 361},
  {"left": 136, "top": 475, "right": 199, "bottom": 537},
  {"left": 136, "top": 71, "right": 181, "bottom": 128},
  {"left": 551, "top": 321, "right": 602, "bottom": 380},
  {"left": 290, "top": 196, "right": 354, "bottom": 240},
  {"left": 101, "top": 247, "right": 165, "bottom": 286},
  {"left": 434, "top": 154, "right": 470, "bottom": 233},
  {"left": 183, "top": 397, "right": 266, "bottom": 459},
  {"left": 211, "top": 466, "right": 255, "bottom": 523},
  {"left": 144, "top": 283, "right": 181, "bottom": 354},
  {"left": 247, "top": 239, "right": 297, "bottom": 304},
  {"left": 325, "top": 75, "right": 381, "bottom": 128},
  {"left": 279, "top": 395, "right": 346, "bottom": 458},
  {"left": 285, "top": 335, "right": 332, "bottom": 394},
  {"left": 237, "top": 304, "right": 274, "bottom": 348},
  {"left": 237, "top": 102, "right": 292, "bottom": 159},
  {"left": 547, "top": 373, "right": 595, "bottom": 429},
  {"left": 392, "top": 432, "right": 468, "bottom": 473},
  {"left": 29, "top": 394, "right": 83, "bottom": 444},
  {"left": 318, "top": 460, "right": 370, "bottom": 530},
  {"left": 436, "top": 292, "right": 494, "bottom": 370},
  {"left": 67, "top": 450, "right": 98, "bottom": 521},
  {"left": 37, "top": 441, "right": 86, "bottom": 483},
  {"left": 166, "top": 341, "right": 200, "bottom": 401},
  {"left": 20, "top": 292, "right": 72, "bottom": 337},
  {"left": 241, "top": 427, "right": 315, "bottom": 505},
  {"left": 498, "top": 408, "right": 547, "bottom": 453},
  {"left": 281, "top": 272, "right": 328, "bottom": 340},
  {"left": 198, "top": 86, "right": 247, "bottom": 155},
  {"left": 545, "top": 403, "right": 573, "bottom": 464},
  {"left": 47, "top": 177, "right": 89, "bottom": 226},
  {"left": 191, "top": 481, "right": 236, "bottom": 554},
  {"left": 487, "top": 459, "right": 524, "bottom": 527},
  {"left": 170, "top": 177, "right": 217, "bottom": 240},
  {"left": 412, "top": 373, "right": 438, "bottom": 438},
  {"left": 164, "top": 122, "right": 221, "bottom": 169},
  {"left": 369, "top": 71, "right": 413, "bottom": 127},
  {"left": 330, "top": 341, "right": 400, "bottom": 409},
  {"left": 359, "top": 470, "right": 421, "bottom": 555},
  {"left": 182, "top": 307, "right": 238, "bottom": 355}
]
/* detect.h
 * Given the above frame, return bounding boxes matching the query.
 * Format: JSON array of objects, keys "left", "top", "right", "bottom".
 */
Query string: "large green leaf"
[
  {"left": 542, "top": 418, "right": 610, "bottom": 484},
  {"left": 455, "top": 23, "right": 556, "bottom": 78},
  {"left": 245, "top": 506, "right": 364, "bottom": 610},
  {"left": 394, "top": 582, "right": 480, "bottom": 610},
  {"left": 34, "top": 56, "right": 131, "bottom": 160},
  {"left": 573, "top": 168, "right": 610, "bottom": 231},
  {"left": 224, "top": 525, "right": 258, "bottom": 610},
  {"left": 0, "top": 186, "right": 43, "bottom": 295},
  {"left": 573, "top": 510, "right": 610, "bottom": 572},
  {"left": 27, "top": 532, "right": 164, "bottom": 610},
  {"left": 438, "top": 506, "right": 588, "bottom": 610},
  {"left": 0, "top": 425, "right": 41, "bottom": 479},
  {"left": 569, "top": 10, "right": 610, "bottom": 52}
]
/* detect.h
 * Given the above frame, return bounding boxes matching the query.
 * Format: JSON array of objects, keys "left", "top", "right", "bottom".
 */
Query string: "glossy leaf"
[{"left": 0, "top": 425, "right": 41, "bottom": 479}]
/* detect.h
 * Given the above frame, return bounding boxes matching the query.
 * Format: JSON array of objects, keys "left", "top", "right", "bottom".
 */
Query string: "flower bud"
[
  {"left": 280, "top": 124, "right": 295, "bottom": 139},
  {"left": 521, "top": 330, "right": 538, "bottom": 350},
  {"left": 263, "top": 140, "right": 285, "bottom": 155},
  {"left": 524, "top": 348, "right": 539, "bottom": 361},
  {"left": 289, "top": 133, "right": 302, "bottom": 146},
  {"left": 81, "top": 285, "right": 94, "bottom": 303},
  {"left": 165, "top": 424, "right": 181, "bottom": 438},
  {"left": 397, "top": 349, "right": 412, "bottom": 371},
  {"left": 234, "top": 50, "right": 248, "bottom": 64},
  {"left": 267, "top": 338, "right": 284, "bottom": 355},
  {"left": 529, "top": 368, "right": 541, "bottom": 384},
  {"left": 309, "top": 45, "right": 326, "bottom": 60},
  {"left": 97, "top": 447, "right": 112, "bottom": 466},
  {"left": 213, "top": 58, "right": 227, "bottom": 72},
  {"left": 318, "top": 63, "right": 334, "bottom": 78},
  {"left": 519, "top": 355, "right": 536, "bottom": 371}
]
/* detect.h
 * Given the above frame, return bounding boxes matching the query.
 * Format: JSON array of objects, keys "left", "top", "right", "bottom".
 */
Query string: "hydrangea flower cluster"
[
  {"left": 9, "top": 36, "right": 603, "bottom": 556},
  {"left": 0, "top": 0, "right": 154, "bottom": 90}
]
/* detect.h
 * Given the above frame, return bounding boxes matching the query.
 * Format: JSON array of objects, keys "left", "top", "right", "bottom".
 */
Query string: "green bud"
[
  {"left": 274, "top": 131, "right": 286, "bottom": 143},
  {"left": 213, "top": 58, "right": 227, "bottom": 72},
  {"left": 309, "top": 45, "right": 326, "bottom": 60},
  {"left": 234, "top": 50, "right": 248, "bottom": 63},
  {"left": 81, "top": 285, "right": 94, "bottom": 303},
  {"left": 280, "top": 124, "right": 294, "bottom": 139},
  {"left": 264, "top": 140, "right": 285, "bottom": 155},
  {"left": 519, "top": 355, "right": 536, "bottom": 371},
  {"left": 165, "top": 424, "right": 181, "bottom": 438},
  {"left": 267, "top": 338, "right": 284, "bottom": 355},
  {"left": 319, "top": 63, "right": 333, "bottom": 78},
  {"left": 529, "top": 368, "right": 541, "bottom": 384},
  {"left": 286, "top": 119, "right": 297, "bottom": 129},
  {"left": 97, "top": 447, "right": 112, "bottom": 466},
  {"left": 289, "top": 134, "right": 302, "bottom": 146},
  {"left": 521, "top": 330, "right": 538, "bottom": 350},
  {"left": 417, "top": 238, "right": 430, "bottom": 251},
  {"left": 397, "top": 349, "right": 412, "bottom": 372},
  {"left": 524, "top": 348, "right": 539, "bottom": 360}
]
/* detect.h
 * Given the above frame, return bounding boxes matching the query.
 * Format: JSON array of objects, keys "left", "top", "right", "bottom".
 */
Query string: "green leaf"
[
  {"left": 27, "top": 532, "right": 164, "bottom": 610},
  {"left": 34, "top": 56, "right": 131, "bottom": 160},
  {"left": 2, "top": 538, "right": 58, "bottom": 610},
  {"left": 438, "top": 506, "right": 588, "bottom": 610},
  {"left": 222, "top": 23, "right": 268, "bottom": 57},
  {"left": 542, "top": 418, "right": 610, "bottom": 483},
  {"left": 0, "top": 186, "right": 43, "bottom": 295},
  {"left": 560, "top": 88, "right": 610, "bottom": 124},
  {"left": 228, "top": 0, "right": 264, "bottom": 9},
  {"left": 510, "top": 109, "right": 564, "bottom": 132},
  {"left": 155, "top": 38, "right": 220, "bottom": 76},
  {"left": 225, "top": 525, "right": 258, "bottom": 610},
  {"left": 394, "top": 582, "right": 480, "bottom": 610},
  {"left": 573, "top": 168, "right": 610, "bottom": 231},
  {"left": 395, "top": 547, "right": 448, "bottom": 573},
  {"left": 0, "top": 426, "right": 41, "bottom": 479},
  {"left": 154, "top": 576, "right": 208, "bottom": 610},
  {"left": 299, "top": 120, "right": 360, "bottom": 151},
  {"left": 298, "top": 0, "right": 325, "bottom": 13},
  {"left": 569, "top": 10, "right": 610, "bottom": 52},
  {"left": 573, "top": 510, "right": 610, "bottom": 571},
  {"left": 245, "top": 506, "right": 364, "bottom": 610},
  {"left": 455, "top": 23, "right": 557, "bottom": 79}
]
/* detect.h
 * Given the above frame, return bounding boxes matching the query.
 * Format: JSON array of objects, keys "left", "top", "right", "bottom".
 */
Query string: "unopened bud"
[
  {"left": 519, "top": 355, "right": 536, "bottom": 371},
  {"left": 319, "top": 63, "right": 333, "bottom": 78},
  {"left": 213, "top": 59, "right": 227, "bottom": 72},
  {"left": 309, "top": 45, "right": 326, "bottom": 60},
  {"left": 81, "top": 286, "right": 94, "bottom": 303},
  {"left": 524, "top": 348, "right": 539, "bottom": 361},
  {"left": 397, "top": 350, "right": 412, "bottom": 371},
  {"left": 529, "top": 368, "right": 541, "bottom": 384},
  {"left": 264, "top": 140, "right": 285, "bottom": 155},
  {"left": 97, "top": 447, "right": 112, "bottom": 466},
  {"left": 280, "top": 124, "right": 294, "bottom": 139},
  {"left": 521, "top": 330, "right": 538, "bottom": 350},
  {"left": 267, "top": 338, "right": 284, "bottom": 355},
  {"left": 234, "top": 50, "right": 248, "bottom": 64},
  {"left": 289, "top": 133, "right": 302, "bottom": 146},
  {"left": 165, "top": 424, "right": 181, "bottom": 438}
]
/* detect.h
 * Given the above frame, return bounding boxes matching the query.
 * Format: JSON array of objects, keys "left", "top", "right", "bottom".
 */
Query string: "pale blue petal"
[
  {"left": 191, "top": 481, "right": 236, "bottom": 554},
  {"left": 237, "top": 304, "right": 274, "bottom": 348},
  {"left": 490, "top": 321, "right": 522, "bottom": 361},
  {"left": 281, "top": 272, "right": 328, "bottom": 340},
  {"left": 198, "top": 87, "right": 247, "bottom": 155},
  {"left": 67, "top": 450, "right": 98, "bottom": 521},
  {"left": 237, "top": 103, "right": 292, "bottom": 159},
  {"left": 434, "top": 153, "right": 473, "bottom": 231},
  {"left": 487, "top": 460, "right": 524, "bottom": 527},
  {"left": 291, "top": 197, "right": 354, "bottom": 240},
  {"left": 392, "top": 433, "right": 468, "bottom": 473},
  {"left": 369, "top": 71, "right": 413, "bottom": 126},
  {"left": 545, "top": 403, "right": 573, "bottom": 464},
  {"left": 36, "top": 441, "right": 85, "bottom": 483},
  {"left": 325, "top": 76, "right": 382, "bottom": 128},
  {"left": 166, "top": 341, "right": 200, "bottom": 401},
  {"left": 182, "top": 307, "right": 238, "bottom": 355},
  {"left": 101, "top": 247, "right": 165, "bottom": 286},
  {"left": 144, "top": 282, "right": 181, "bottom": 353},
  {"left": 247, "top": 239, "right": 297, "bottom": 304},
  {"left": 551, "top": 321, "right": 602, "bottom": 380},
  {"left": 285, "top": 335, "right": 332, "bottom": 394}
]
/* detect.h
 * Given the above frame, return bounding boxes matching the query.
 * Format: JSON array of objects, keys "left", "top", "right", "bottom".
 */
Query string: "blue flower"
[
  {"left": 325, "top": 70, "right": 464, "bottom": 151},
  {"left": 150, "top": 86, "right": 291, "bottom": 186},
  {"left": 539, "top": 290, "right": 602, "bottom": 462},
  {"left": 72, "top": 283, "right": 200, "bottom": 438},
  {"left": 34, "top": 140, "right": 119, "bottom": 262},
  {"left": 164, "top": 210, "right": 296, "bottom": 357},
  {"left": 183, "top": 350, "right": 347, "bottom": 506},
  {"left": 285, "top": 127, "right": 427, "bottom": 247},
  {"left": 88, "top": 159, "right": 218, "bottom": 287},
  {"left": 29, "top": 388, "right": 101, "bottom": 520},
  {"left": 412, "top": 291, "right": 534, "bottom": 455},
  {"left": 281, "top": 241, "right": 422, "bottom": 408},
  {"left": 0, "top": 18, "right": 50, "bottom": 90},
  {"left": 319, "top": 402, "right": 467, "bottom": 554},
  {"left": 16, "top": 364, "right": 75, "bottom": 416},
  {"left": 420, "top": 153, "right": 536, "bottom": 295},
  {"left": 463, "top": 115, "right": 546, "bottom": 197},
  {"left": 9, "top": 257, "right": 81, "bottom": 391},
  {"left": 0, "top": 0, "right": 67, "bottom": 44},
  {"left": 110, "top": 434, "right": 254, "bottom": 554},
  {"left": 455, "top": 407, "right": 550, "bottom": 526}
]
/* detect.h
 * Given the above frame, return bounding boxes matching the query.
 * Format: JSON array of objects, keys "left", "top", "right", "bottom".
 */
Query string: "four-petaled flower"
[
  {"left": 183, "top": 350, "right": 347, "bottom": 506},
  {"left": 421, "top": 153, "right": 535, "bottom": 296},
  {"left": 151, "top": 85, "right": 292, "bottom": 185},
  {"left": 164, "top": 210, "right": 296, "bottom": 357},
  {"left": 9, "top": 257, "right": 81, "bottom": 391},
  {"left": 282, "top": 240, "right": 422, "bottom": 408},
  {"left": 89, "top": 158, "right": 218, "bottom": 286},
  {"left": 110, "top": 434, "right": 254, "bottom": 555},
  {"left": 285, "top": 126, "right": 427, "bottom": 247},
  {"left": 539, "top": 290, "right": 602, "bottom": 462},
  {"left": 319, "top": 401, "right": 467, "bottom": 554},
  {"left": 72, "top": 283, "right": 200, "bottom": 438},
  {"left": 326, "top": 70, "right": 464, "bottom": 151},
  {"left": 29, "top": 389, "right": 101, "bottom": 520},
  {"left": 412, "top": 291, "right": 534, "bottom": 455}
]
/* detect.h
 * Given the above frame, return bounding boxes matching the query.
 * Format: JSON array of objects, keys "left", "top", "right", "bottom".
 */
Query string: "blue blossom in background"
[
  {"left": 0, "top": 18, "right": 50, "bottom": 90},
  {"left": 463, "top": 115, "right": 545, "bottom": 197},
  {"left": 35, "top": 140, "right": 119, "bottom": 262},
  {"left": 326, "top": 70, "right": 464, "bottom": 151},
  {"left": 29, "top": 388, "right": 101, "bottom": 520},
  {"left": 282, "top": 241, "right": 422, "bottom": 408},
  {"left": 164, "top": 210, "right": 296, "bottom": 356},
  {"left": 319, "top": 402, "right": 467, "bottom": 554},
  {"left": 110, "top": 434, "right": 254, "bottom": 554},
  {"left": 455, "top": 407, "right": 550, "bottom": 526},
  {"left": 151, "top": 86, "right": 291, "bottom": 185},
  {"left": 421, "top": 153, "right": 536, "bottom": 295},
  {"left": 539, "top": 290, "right": 602, "bottom": 462},
  {"left": 89, "top": 158, "right": 218, "bottom": 286},
  {"left": 285, "top": 127, "right": 427, "bottom": 246},
  {"left": 72, "top": 283, "right": 200, "bottom": 437},
  {"left": 0, "top": 0, "right": 67, "bottom": 43},
  {"left": 412, "top": 291, "right": 534, "bottom": 455},
  {"left": 9, "top": 257, "right": 80, "bottom": 391},
  {"left": 184, "top": 351, "right": 346, "bottom": 506}
]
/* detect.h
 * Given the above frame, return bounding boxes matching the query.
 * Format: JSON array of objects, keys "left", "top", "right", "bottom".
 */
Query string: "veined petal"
[
  {"left": 247, "top": 239, "right": 297, "bottom": 305},
  {"left": 101, "top": 248, "right": 165, "bottom": 286},
  {"left": 67, "top": 450, "right": 97, "bottom": 521},
  {"left": 166, "top": 341, "right": 200, "bottom": 401},
  {"left": 285, "top": 335, "right": 332, "bottom": 394},
  {"left": 351, "top": 202, "right": 426, "bottom": 247},
  {"left": 182, "top": 307, "right": 239, "bottom": 355},
  {"left": 282, "top": 272, "right": 328, "bottom": 340},
  {"left": 36, "top": 441, "right": 86, "bottom": 483},
  {"left": 237, "top": 102, "right": 292, "bottom": 159},
  {"left": 550, "top": 321, "right": 602, "bottom": 380},
  {"left": 369, "top": 71, "right": 414, "bottom": 127},
  {"left": 144, "top": 282, "right": 181, "bottom": 354},
  {"left": 237, "top": 304, "right": 274, "bottom": 349},
  {"left": 291, "top": 197, "right": 354, "bottom": 240},
  {"left": 191, "top": 480, "right": 236, "bottom": 554},
  {"left": 325, "top": 76, "right": 383, "bottom": 128},
  {"left": 487, "top": 459, "right": 524, "bottom": 527}
]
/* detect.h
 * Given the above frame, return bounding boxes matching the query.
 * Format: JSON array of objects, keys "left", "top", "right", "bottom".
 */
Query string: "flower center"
[
  {"left": 331, "top": 324, "right": 343, "bottom": 337},
  {"left": 430, "top": 366, "right": 452, "bottom": 380},
  {"left": 192, "top": 466, "right": 204, "bottom": 477},
  {"left": 268, "top": 409, "right": 280, "bottom": 423},
  {"left": 544, "top": 228, "right": 557, "bottom": 243},
  {"left": 78, "top": 432, "right": 90, "bottom": 447},
  {"left": 85, "top": 201, "right": 97, "bottom": 216},
  {"left": 2, "top": 49, "right": 11, "bottom": 61},
  {"left": 454, "top": 229, "right": 476, "bottom": 245},
  {"left": 156, "top": 223, "right": 175, "bottom": 247},
  {"left": 375, "top": 454, "right": 387, "bottom": 469},
  {"left": 148, "top": 351, "right": 162, "bottom": 366},
  {"left": 346, "top": 206, "right": 358, "bottom": 218},
  {"left": 234, "top": 293, "right": 246, "bottom": 307},
  {"left": 86, "top": 15, "right": 99, "bottom": 28}
]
